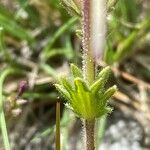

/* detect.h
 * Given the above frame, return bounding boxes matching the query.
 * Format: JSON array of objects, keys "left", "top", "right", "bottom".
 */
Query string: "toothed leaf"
[
  {"left": 96, "top": 107, "right": 113, "bottom": 118},
  {"left": 100, "top": 85, "right": 117, "bottom": 107},
  {"left": 71, "top": 64, "right": 83, "bottom": 78},
  {"left": 60, "top": 77, "right": 73, "bottom": 93},
  {"left": 61, "top": 0, "right": 81, "bottom": 16},
  {"left": 74, "top": 77, "right": 89, "bottom": 92},
  {"left": 90, "top": 77, "right": 105, "bottom": 95},
  {"left": 103, "top": 107, "right": 113, "bottom": 114},
  {"left": 98, "top": 66, "right": 111, "bottom": 80},
  {"left": 55, "top": 66, "right": 117, "bottom": 120},
  {"left": 55, "top": 84, "right": 71, "bottom": 102}
]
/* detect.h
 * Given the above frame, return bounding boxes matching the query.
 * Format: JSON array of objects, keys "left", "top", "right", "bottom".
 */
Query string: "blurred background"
[{"left": 0, "top": 0, "right": 150, "bottom": 149}]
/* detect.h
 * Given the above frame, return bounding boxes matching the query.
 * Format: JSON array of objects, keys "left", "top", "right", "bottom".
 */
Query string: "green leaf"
[
  {"left": 74, "top": 77, "right": 89, "bottom": 92},
  {"left": 98, "top": 66, "right": 111, "bottom": 79},
  {"left": 75, "top": 29, "right": 82, "bottom": 39},
  {"left": 99, "top": 85, "right": 117, "bottom": 107},
  {"left": 103, "top": 107, "right": 113, "bottom": 114},
  {"left": 55, "top": 66, "right": 117, "bottom": 120},
  {"left": 90, "top": 78, "right": 104, "bottom": 95},
  {"left": 73, "top": 78, "right": 90, "bottom": 117},
  {"left": 96, "top": 107, "right": 113, "bottom": 118},
  {"left": 60, "top": 77, "right": 73, "bottom": 94},
  {"left": 61, "top": 0, "right": 81, "bottom": 16},
  {"left": 71, "top": 64, "right": 83, "bottom": 78},
  {"left": 91, "top": 67, "right": 111, "bottom": 94},
  {"left": 55, "top": 84, "right": 71, "bottom": 102}
]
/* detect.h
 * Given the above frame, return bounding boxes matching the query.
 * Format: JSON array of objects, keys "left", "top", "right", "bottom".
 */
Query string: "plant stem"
[
  {"left": 82, "top": 0, "right": 95, "bottom": 149},
  {"left": 82, "top": 0, "right": 95, "bottom": 83},
  {"left": 85, "top": 120, "right": 95, "bottom": 150},
  {"left": 82, "top": 0, "right": 107, "bottom": 149},
  {"left": 55, "top": 101, "right": 61, "bottom": 150}
]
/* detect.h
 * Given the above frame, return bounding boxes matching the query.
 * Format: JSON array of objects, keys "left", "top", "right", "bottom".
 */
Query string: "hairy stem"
[
  {"left": 82, "top": 0, "right": 107, "bottom": 149},
  {"left": 85, "top": 120, "right": 95, "bottom": 150},
  {"left": 82, "top": 0, "right": 95, "bottom": 149},
  {"left": 82, "top": 0, "right": 95, "bottom": 83}
]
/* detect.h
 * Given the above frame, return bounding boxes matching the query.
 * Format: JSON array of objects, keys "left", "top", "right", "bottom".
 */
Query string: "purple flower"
[{"left": 17, "top": 80, "right": 28, "bottom": 97}]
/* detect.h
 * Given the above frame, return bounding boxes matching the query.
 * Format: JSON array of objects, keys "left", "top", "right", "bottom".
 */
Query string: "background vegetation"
[{"left": 0, "top": 0, "right": 150, "bottom": 149}]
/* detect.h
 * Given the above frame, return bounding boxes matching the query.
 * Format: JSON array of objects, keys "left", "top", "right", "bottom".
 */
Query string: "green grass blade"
[
  {"left": 71, "top": 64, "right": 83, "bottom": 78},
  {"left": 41, "top": 17, "right": 78, "bottom": 59},
  {"left": 40, "top": 63, "right": 58, "bottom": 80},
  {"left": 0, "top": 69, "right": 15, "bottom": 150},
  {"left": 0, "top": 68, "right": 24, "bottom": 150},
  {"left": 0, "top": 27, "right": 11, "bottom": 61},
  {"left": 0, "top": 13, "right": 33, "bottom": 42}
]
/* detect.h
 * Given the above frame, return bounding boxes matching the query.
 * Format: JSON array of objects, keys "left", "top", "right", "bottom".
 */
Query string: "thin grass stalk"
[{"left": 55, "top": 101, "right": 61, "bottom": 150}]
